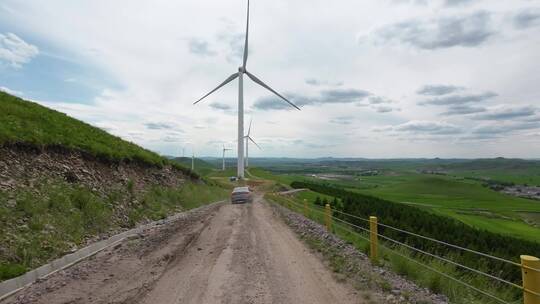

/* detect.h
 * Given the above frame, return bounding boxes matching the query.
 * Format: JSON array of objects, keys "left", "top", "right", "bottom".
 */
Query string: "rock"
[{"left": 6, "top": 199, "right": 16, "bottom": 208}]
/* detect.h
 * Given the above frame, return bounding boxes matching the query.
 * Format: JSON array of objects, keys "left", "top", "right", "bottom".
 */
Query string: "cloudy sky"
[{"left": 1, "top": 0, "right": 540, "bottom": 158}]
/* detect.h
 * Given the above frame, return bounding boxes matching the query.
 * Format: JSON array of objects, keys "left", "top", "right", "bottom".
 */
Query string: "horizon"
[{"left": 176, "top": 155, "right": 540, "bottom": 161}]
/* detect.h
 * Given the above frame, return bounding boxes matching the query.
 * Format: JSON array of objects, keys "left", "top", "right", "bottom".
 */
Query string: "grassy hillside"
[
  {"left": 172, "top": 157, "right": 216, "bottom": 176},
  {"left": 0, "top": 91, "right": 167, "bottom": 166},
  {"left": 0, "top": 92, "right": 229, "bottom": 281}
]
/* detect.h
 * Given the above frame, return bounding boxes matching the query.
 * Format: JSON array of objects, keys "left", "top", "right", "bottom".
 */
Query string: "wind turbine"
[
  {"left": 222, "top": 144, "right": 231, "bottom": 171},
  {"left": 193, "top": 0, "right": 300, "bottom": 179},
  {"left": 244, "top": 118, "right": 261, "bottom": 168}
]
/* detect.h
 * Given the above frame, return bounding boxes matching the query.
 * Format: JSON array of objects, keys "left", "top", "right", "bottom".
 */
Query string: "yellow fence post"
[
  {"left": 370, "top": 216, "right": 378, "bottom": 262},
  {"left": 521, "top": 255, "right": 540, "bottom": 304},
  {"left": 325, "top": 204, "right": 332, "bottom": 232},
  {"left": 303, "top": 199, "right": 308, "bottom": 218}
]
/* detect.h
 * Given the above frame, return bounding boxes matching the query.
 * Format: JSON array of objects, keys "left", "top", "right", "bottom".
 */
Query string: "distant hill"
[
  {"left": 438, "top": 158, "right": 540, "bottom": 171},
  {"left": 0, "top": 91, "right": 173, "bottom": 167},
  {"left": 172, "top": 157, "right": 216, "bottom": 176}
]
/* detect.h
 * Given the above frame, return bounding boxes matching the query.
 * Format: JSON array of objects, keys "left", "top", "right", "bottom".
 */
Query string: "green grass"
[
  {"left": 359, "top": 174, "right": 539, "bottom": 212},
  {"left": 126, "top": 182, "right": 228, "bottom": 225},
  {"left": 0, "top": 180, "right": 113, "bottom": 279},
  {"left": 0, "top": 91, "right": 171, "bottom": 167},
  {"left": 248, "top": 167, "right": 310, "bottom": 185},
  {"left": 439, "top": 158, "right": 540, "bottom": 185},
  {"left": 353, "top": 174, "right": 540, "bottom": 241},
  {"left": 254, "top": 167, "right": 540, "bottom": 242},
  {"left": 0, "top": 180, "right": 228, "bottom": 281},
  {"left": 207, "top": 167, "right": 238, "bottom": 178},
  {"left": 172, "top": 157, "right": 216, "bottom": 176}
]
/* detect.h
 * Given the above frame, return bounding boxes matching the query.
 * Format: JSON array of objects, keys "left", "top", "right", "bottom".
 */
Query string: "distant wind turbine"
[
  {"left": 222, "top": 144, "right": 232, "bottom": 171},
  {"left": 193, "top": 0, "right": 300, "bottom": 179},
  {"left": 244, "top": 118, "right": 261, "bottom": 168}
]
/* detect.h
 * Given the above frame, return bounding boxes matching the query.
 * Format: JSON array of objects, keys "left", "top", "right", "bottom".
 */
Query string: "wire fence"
[{"left": 274, "top": 194, "right": 540, "bottom": 304}]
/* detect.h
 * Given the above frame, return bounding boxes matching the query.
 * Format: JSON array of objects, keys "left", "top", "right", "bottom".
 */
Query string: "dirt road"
[{"left": 3, "top": 194, "right": 360, "bottom": 304}]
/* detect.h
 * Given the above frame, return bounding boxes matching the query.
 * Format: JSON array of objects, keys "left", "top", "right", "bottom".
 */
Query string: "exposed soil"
[
  {"left": 2, "top": 194, "right": 362, "bottom": 304},
  {"left": 0, "top": 144, "right": 187, "bottom": 200},
  {"left": 0, "top": 143, "right": 191, "bottom": 243}
]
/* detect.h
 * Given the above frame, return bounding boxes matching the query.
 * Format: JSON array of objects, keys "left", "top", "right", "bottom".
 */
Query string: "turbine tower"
[
  {"left": 244, "top": 118, "right": 261, "bottom": 168},
  {"left": 222, "top": 144, "right": 231, "bottom": 171},
  {"left": 193, "top": 0, "right": 300, "bottom": 179}
]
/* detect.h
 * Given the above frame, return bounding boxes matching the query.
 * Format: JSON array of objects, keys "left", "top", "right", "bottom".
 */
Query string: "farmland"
[{"left": 247, "top": 158, "right": 540, "bottom": 243}]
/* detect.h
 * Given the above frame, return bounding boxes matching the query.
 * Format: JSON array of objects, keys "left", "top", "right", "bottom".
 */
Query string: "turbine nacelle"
[{"left": 238, "top": 66, "right": 246, "bottom": 73}]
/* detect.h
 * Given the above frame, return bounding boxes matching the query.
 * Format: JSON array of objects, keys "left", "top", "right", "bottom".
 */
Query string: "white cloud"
[
  {"left": 387, "top": 120, "right": 463, "bottom": 135},
  {"left": 1, "top": 0, "right": 540, "bottom": 158},
  {"left": 367, "top": 11, "right": 495, "bottom": 50},
  {"left": 0, "top": 32, "right": 38, "bottom": 67}
]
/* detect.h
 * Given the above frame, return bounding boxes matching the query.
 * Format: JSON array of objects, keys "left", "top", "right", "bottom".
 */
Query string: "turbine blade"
[
  {"left": 242, "top": 0, "right": 250, "bottom": 69},
  {"left": 193, "top": 72, "right": 239, "bottom": 105},
  {"left": 245, "top": 71, "right": 300, "bottom": 110},
  {"left": 248, "top": 136, "right": 262, "bottom": 150},
  {"left": 247, "top": 118, "right": 252, "bottom": 136}
]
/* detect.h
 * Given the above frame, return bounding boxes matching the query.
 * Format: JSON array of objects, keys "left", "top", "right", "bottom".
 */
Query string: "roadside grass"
[
  {"left": 0, "top": 179, "right": 228, "bottom": 282},
  {"left": 127, "top": 182, "right": 228, "bottom": 225},
  {"left": 266, "top": 192, "right": 523, "bottom": 304},
  {"left": 0, "top": 180, "right": 113, "bottom": 280}
]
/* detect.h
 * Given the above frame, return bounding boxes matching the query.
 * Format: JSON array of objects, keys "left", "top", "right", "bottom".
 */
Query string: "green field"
[
  {"left": 350, "top": 173, "right": 540, "bottom": 241},
  {"left": 452, "top": 169, "right": 540, "bottom": 185},
  {"left": 253, "top": 164, "right": 540, "bottom": 242}
]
